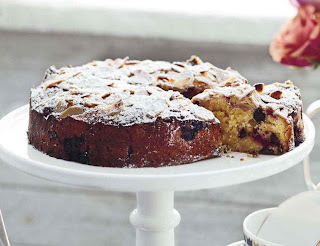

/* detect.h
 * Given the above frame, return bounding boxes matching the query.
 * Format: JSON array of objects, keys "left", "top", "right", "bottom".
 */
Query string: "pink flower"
[
  {"left": 290, "top": 0, "right": 320, "bottom": 11},
  {"left": 270, "top": 5, "right": 320, "bottom": 67}
]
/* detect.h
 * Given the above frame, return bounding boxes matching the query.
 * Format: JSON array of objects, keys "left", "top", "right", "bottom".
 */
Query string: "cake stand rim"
[{"left": 0, "top": 105, "right": 315, "bottom": 192}]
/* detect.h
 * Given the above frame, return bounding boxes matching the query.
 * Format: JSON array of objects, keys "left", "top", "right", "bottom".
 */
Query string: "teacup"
[
  {"left": 242, "top": 101, "right": 320, "bottom": 246},
  {"left": 243, "top": 208, "right": 282, "bottom": 246}
]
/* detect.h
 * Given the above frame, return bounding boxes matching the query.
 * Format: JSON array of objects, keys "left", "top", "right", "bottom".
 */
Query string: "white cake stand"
[{"left": 0, "top": 105, "right": 315, "bottom": 246}]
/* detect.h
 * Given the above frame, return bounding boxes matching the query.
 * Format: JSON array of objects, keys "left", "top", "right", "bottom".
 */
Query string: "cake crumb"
[{"left": 240, "top": 158, "right": 245, "bottom": 161}]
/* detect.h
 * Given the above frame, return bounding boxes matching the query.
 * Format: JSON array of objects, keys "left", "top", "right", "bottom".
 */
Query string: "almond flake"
[
  {"left": 106, "top": 100, "right": 124, "bottom": 116},
  {"left": 60, "top": 106, "right": 84, "bottom": 119},
  {"left": 73, "top": 72, "right": 81, "bottom": 77},
  {"left": 54, "top": 101, "right": 65, "bottom": 112},
  {"left": 45, "top": 79, "right": 65, "bottom": 89},
  {"left": 270, "top": 90, "right": 282, "bottom": 100},
  {"left": 102, "top": 92, "right": 111, "bottom": 99},
  {"left": 254, "top": 83, "right": 264, "bottom": 93}
]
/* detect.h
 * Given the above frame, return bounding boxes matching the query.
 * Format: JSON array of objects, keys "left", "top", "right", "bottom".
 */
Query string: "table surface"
[{"left": 1, "top": 30, "right": 320, "bottom": 246}]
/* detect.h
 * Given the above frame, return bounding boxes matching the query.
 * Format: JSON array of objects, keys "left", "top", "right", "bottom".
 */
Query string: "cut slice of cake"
[{"left": 192, "top": 79, "right": 304, "bottom": 155}]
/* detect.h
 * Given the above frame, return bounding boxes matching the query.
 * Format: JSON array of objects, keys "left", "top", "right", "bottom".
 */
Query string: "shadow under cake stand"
[{"left": 0, "top": 105, "right": 315, "bottom": 246}]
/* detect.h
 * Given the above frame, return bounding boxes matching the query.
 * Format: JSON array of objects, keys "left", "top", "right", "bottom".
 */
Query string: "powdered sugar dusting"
[
  {"left": 192, "top": 79, "right": 302, "bottom": 122},
  {"left": 259, "top": 81, "right": 302, "bottom": 120},
  {"left": 31, "top": 57, "right": 223, "bottom": 126}
]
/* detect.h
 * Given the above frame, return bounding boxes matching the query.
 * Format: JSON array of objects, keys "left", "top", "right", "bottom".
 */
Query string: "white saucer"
[{"left": 228, "top": 241, "right": 246, "bottom": 246}]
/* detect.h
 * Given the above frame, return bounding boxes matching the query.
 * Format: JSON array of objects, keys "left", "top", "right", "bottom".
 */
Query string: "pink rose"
[
  {"left": 270, "top": 5, "right": 320, "bottom": 67},
  {"left": 290, "top": 0, "right": 320, "bottom": 11}
]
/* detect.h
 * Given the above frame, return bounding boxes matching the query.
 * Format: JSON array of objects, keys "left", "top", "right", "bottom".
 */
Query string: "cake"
[
  {"left": 28, "top": 56, "right": 304, "bottom": 167},
  {"left": 28, "top": 59, "right": 222, "bottom": 168}
]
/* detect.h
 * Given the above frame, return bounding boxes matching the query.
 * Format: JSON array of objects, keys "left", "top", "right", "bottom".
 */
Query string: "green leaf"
[{"left": 306, "top": 58, "right": 320, "bottom": 69}]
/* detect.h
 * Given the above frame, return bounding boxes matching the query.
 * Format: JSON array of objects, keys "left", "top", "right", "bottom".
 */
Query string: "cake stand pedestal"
[{"left": 0, "top": 105, "right": 315, "bottom": 246}]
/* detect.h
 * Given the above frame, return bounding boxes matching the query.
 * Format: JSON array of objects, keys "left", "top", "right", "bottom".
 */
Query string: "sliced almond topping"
[
  {"left": 54, "top": 101, "right": 66, "bottom": 112},
  {"left": 102, "top": 92, "right": 111, "bottom": 99},
  {"left": 146, "top": 113, "right": 154, "bottom": 119},
  {"left": 232, "top": 83, "right": 241, "bottom": 87},
  {"left": 125, "top": 60, "right": 139, "bottom": 65},
  {"left": 81, "top": 94, "right": 91, "bottom": 98},
  {"left": 84, "top": 102, "right": 99, "bottom": 108},
  {"left": 73, "top": 72, "right": 81, "bottom": 77},
  {"left": 104, "top": 59, "right": 115, "bottom": 66},
  {"left": 254, "top": 83, "right": 264, "bottom": 93},
  {"left": 157, "top": 75, "right": 169, "bottom": 82},
  {"left": 172, "top": 65, "right": 184, "bottom": 73},
  {"left": 89, "top": 62, "right": 97, "bottom": 66},
  {"left": 270, "top": 90, "right": 282, "bottom": 99},
  {"left": 187, "top": 56, "right": 203, "bottom": 66},
  {"left": 172, "top": 77, "right": 193, "bottom": 89},
  {"left": 194, "top": 75, "right": 212, "bottom": 84},
  {"left": 106, "top": 100, "right": 124, "bottom": 116},
  {"left": 59, "top": 106, "right": 84, "bottom": 119},
  {"left": 224, "top": 77, "right": 236, "bottom": 86},
  {"left": 146, "top": 111, "right": 162, "bottom": 119},
  {"left": 200, "top": 71, "right": 216, "bottom": 82},
  {"left": 173, "top": 62, "right": 186, "bottom": 68},
  {"left": 45, "top": 79, "right": 65, "bottom": 89}
]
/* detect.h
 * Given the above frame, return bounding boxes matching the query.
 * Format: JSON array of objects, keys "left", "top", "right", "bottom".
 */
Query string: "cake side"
[
  {"left": 28, "top": 109, "right": 221, "bottom": 168},
  {"left": 192, "top": 80, "right": 304, "bottom": 155}
]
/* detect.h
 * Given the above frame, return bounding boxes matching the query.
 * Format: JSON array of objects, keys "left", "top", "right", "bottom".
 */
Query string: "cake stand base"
[{"left": 130, "top": 191, "right": 180, "bottom": 246}]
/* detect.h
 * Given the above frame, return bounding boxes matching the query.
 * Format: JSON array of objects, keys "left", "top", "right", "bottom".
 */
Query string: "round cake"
[
  {"left": 28, "top": 56, "right": 304, "bottom": 168},
  {"left": 28, "top": 58, "right": 222, "bottom": 168}
]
